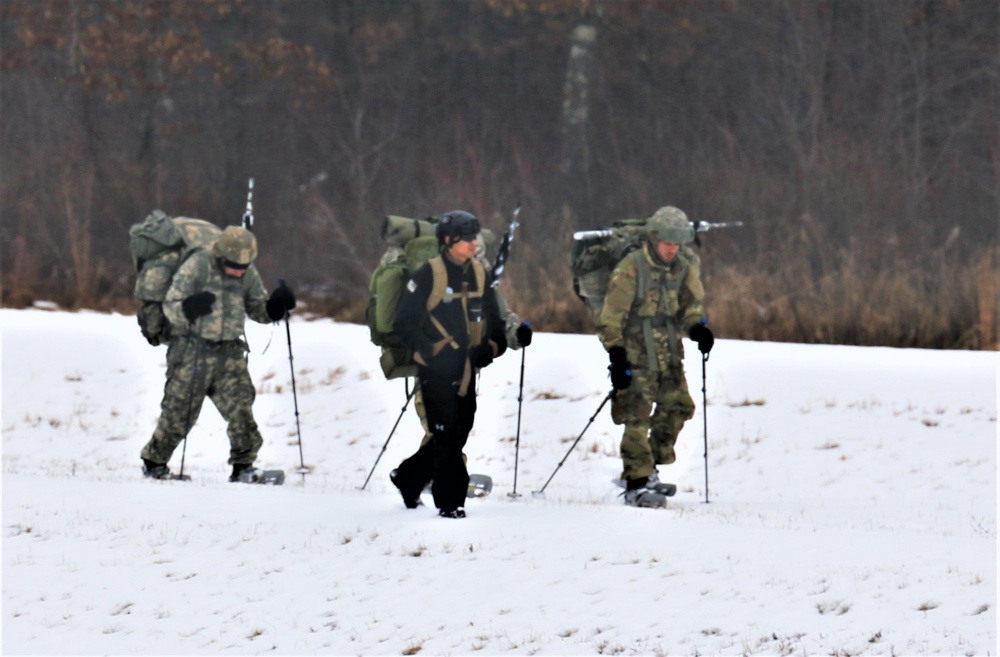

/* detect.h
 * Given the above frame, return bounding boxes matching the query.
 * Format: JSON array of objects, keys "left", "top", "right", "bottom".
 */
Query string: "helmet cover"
[
  {"left": 647, "top": 206, "right": 694, "bottom": 244},
  {"left": 213, "top": 226, "right": 258, "bottom": 266}
]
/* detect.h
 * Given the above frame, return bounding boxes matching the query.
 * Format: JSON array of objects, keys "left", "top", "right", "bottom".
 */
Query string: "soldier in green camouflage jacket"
[
  {"left": 596, "top": 206, "right": 715, "bottom": 507},
  {"left": 140, "top": 226, "right": 296, "bottom": 482}
]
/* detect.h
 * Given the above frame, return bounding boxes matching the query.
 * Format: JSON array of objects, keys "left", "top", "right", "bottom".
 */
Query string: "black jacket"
[{"left": 393, "top": 254, "right": 506, "bottom": 382}]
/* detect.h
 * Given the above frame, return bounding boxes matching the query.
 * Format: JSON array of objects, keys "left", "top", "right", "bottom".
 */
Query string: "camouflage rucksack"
[
  {"left": 570, "top": 219, "right": 649, "bottom": 319},
  {"left": 129, "top": 210, "right": 222, "bottom": 345},
  {"left": 571, "top": 207, "right": 699, "bottom": 319}
]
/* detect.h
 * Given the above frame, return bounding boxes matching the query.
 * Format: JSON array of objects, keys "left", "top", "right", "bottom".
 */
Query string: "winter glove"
[
  {"left": 266, "top": 281, "right": 296, "bottom": 321},
  {"left": 607, "top": 346, "right": 633, "bottom": 391},
  {"left": 689, "top": 323, "right": 715, "bottom": 355},
  {"left": 515, "top": 321, "right": 533, "bottom": 348},
  {"left": 137, "top": 301, "right": 166, "bottom": 346},
  {"left": 181, "top": 291, "right": 216, "bottom": 323},
  {"left": 471, "top": 341, "right": 496, "bottom": 369}
]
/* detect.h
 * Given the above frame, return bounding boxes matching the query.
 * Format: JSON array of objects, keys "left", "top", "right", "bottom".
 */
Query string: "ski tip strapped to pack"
[
  {"left": 490, "top": 203, "right": 521, "bottom": 286},
  {"left": 573, "top": 219, "right": 744, "bottom": 242},
  {"left": 242, "top": 177, "right": 255, "bottom": 231},
  {"left": 569, "top": 212, "right": 744, "bottom": 317}
]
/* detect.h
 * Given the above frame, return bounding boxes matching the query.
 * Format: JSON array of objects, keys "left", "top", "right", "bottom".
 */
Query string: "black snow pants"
[{"left": 393, "top": 368, "right": 476, "bottom": 512}]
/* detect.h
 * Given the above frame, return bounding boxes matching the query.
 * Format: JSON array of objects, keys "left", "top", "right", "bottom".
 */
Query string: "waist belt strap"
[
  {"left": 636, "top": 316, "right": 681, "bottom": 369},
  {"left": 629, "top": 316, "right": 669, "bottom": 329}
]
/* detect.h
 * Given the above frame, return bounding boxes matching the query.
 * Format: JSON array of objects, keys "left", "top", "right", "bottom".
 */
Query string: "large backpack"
[
  {"left": 367, "top": 216, "right": 442, "bottom": 379},
  {"left": 570, "top": 219, "right": 650, "bottom": 319},
  {"left": 129, "top": 210, "right": 222, "bottom": 345},
  {"left": 367, "top": 214, "right": 490, "bottom": 380}
]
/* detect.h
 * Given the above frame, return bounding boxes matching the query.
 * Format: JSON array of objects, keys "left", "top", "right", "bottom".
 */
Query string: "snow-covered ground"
[{"left": 2, "top": 307, "right": 996, "bottom": 656}]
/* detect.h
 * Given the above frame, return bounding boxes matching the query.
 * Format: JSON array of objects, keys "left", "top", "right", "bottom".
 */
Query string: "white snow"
[{"left": 2, "top": 308, "right": 996, "bottom": 656}]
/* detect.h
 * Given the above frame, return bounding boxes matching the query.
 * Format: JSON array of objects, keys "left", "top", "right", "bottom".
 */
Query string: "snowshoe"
[
  {"left": 143, "top": 459, "right": 191, "bottom": 482},
  {"left": 230, "top": 465, "right": 285, "bottom": 485},
  {"left": 612, "top": 472, "right": 677, "bottom": 497},
  {"left": 467, "top": 474, "right": 493, "bottom": 498},
  {"left": 623, "top": 488, "right": 670, "bottom": 508}
]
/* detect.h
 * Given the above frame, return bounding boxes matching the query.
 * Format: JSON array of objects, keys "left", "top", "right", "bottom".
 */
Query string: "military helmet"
[
  {"left": 435, "top": 210, "right": 481, "bottom": 245},
  {"left": 212, "top": 226, "right": 258, "bottom": 268},
  {"left": 647, "top": 206, "right": 695, "bottom": 245}
]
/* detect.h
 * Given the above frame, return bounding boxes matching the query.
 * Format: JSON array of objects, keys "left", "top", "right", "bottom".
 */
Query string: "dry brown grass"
[
  {"left": 497, "top": 236, "right": 995, "bottom": 350},
  {"left": 705, "top": 245, "right": 990, "bottom": 349}
]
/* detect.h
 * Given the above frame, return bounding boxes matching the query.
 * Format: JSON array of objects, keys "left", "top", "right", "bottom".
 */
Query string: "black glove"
[
  {"left": 689, "top": 323, "right": 715, "bottom": 354},
  {"left": 266, "top": 281, "right": 296, "bottom": 321},
  {"left": 181, "top": 291, "right": 216, "bottom": 323},
  {"left": 607, "top": 346, "right": 633, "bottom": 390},
  {"left": 471, "top": 341, "right": 495, "bottom": 369},
  {"left": 515, "top": 321, "right": 533, "bottom": 347}
]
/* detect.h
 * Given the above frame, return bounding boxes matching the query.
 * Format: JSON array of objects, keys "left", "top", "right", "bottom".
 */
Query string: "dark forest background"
[{"left": 1, "top": 0, "right": 997, "bottom": 349}]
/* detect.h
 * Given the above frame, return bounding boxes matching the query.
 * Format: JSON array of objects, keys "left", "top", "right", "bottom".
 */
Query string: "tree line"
[{"left": 1, "top": 0, "right": 996, "bottom": 348}]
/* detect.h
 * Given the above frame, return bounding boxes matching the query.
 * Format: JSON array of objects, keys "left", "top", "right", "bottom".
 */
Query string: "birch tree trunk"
[{"left": 560, "top": 23, "right": 598, "bottom": 223}]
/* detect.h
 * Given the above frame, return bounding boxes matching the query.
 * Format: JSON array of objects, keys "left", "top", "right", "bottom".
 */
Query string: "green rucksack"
[
  {"left": 570, "top": 219, "right": 649, "bottom": 319},
  {"left": 129, "top": 209, "right": 223, "bottom": 345},
  {"left": 367, "top": 216, "right": 443, "bottom": 379},
  {"left": 367, "top": 214, "right": 500, "bottom": 379},
  {"left": 367, "top": 236, "right": 441, "bottom": 348}
]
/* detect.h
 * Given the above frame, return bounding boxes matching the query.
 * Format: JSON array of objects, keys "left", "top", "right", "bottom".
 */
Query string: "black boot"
[
  {"left": 229, "top": 464, "right": 260, "bottom": 483},
  {"left": 142, "top": 459, "right": 171, "bottom": 479},
  {"left": 390, "top": 469, "right": 423, "bottom": 509}
]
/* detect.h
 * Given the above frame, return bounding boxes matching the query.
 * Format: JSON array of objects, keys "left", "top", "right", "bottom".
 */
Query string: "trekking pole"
[
  {"left": 701, "top": 352, "right": 710, "bottom": 503},
  {"left": 279, "top": 293, "right": 306, "bottom": 478},
  {"left": 360, "top": 380, "right": 416, "bottom": 490},
  {"left": 532, "top": 389, "right": 615, "bottom": 496},
  {"left": 508, "top": 345, "right": 527, "bottom": 498}
]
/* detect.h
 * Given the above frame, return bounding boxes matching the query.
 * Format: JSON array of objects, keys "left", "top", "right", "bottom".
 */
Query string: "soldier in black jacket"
[{"left": 389, "top": 210, "right": 507, "bottom": 518}]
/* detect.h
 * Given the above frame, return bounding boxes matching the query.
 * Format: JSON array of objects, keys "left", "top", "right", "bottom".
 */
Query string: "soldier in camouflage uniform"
[
  {"left": 596, "top": 206, "right": 715, "bottom": 507},
  {"left": 140, "top": 226, "right": 296, "bottom": 482}
]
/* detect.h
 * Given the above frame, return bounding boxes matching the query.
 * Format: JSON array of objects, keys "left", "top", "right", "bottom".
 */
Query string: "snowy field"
[{"left": 2, "top": 307, "right": 996, "bottom": 656}]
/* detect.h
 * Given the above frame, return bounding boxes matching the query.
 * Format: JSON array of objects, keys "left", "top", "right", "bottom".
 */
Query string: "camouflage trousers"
[
  {"left": 141, "top": 337, "right": 263, "bottom": 467},
  {"left": 610, "top": 363, "right": 695, "bottom": 481}
]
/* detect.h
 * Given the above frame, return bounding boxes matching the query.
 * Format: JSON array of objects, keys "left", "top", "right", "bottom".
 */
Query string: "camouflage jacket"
[
  {"left": 597, "top": 241, "right": 706, "bottom": 370},
  {"left": 163, "top": 249, "right": 271, "bottom": 342}
]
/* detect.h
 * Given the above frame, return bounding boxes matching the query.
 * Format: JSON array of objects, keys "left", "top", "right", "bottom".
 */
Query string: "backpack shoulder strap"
[
  {"left": 628, "top": 248, "right": 650, "bottom": 306},
  {"left": 470, "top": 258, "right": 486, "bottom": 296},
  {"left": 426, "top": 256, "right": 448, "bottom": 311},
  {"left": 425, "top": 256, "right": 460, "bottom": 355}
]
